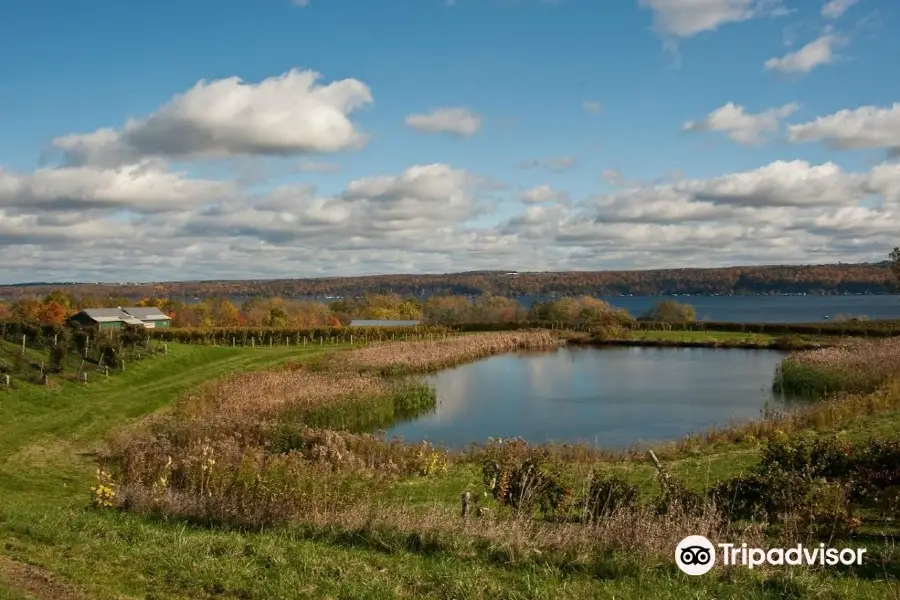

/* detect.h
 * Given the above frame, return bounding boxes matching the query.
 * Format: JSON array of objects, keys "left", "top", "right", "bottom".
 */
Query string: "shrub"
[
  {"left": 481, "top": 438, "right": 572, "bottom": 517},
  {"left": 759, "top": 434, "right": 853, "bottom": 478},
  {"left": 581, "top": 471, "right": 639, "bottom": 520},
  {"left": 99, "top": 344, "right": 119, "bottom": 367},
  {"left": 638, "top": 300, "right": 696, "bottom": 323},
  {"left": 49, "top": 343, "right": 68, "bottom": 373}
]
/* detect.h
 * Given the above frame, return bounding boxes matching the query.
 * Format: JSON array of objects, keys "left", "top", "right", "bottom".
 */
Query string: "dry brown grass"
[
  {"left": 776, "top": 337, "right": 900, "bottom": 396},
  {"left": 181, "top": 369, "right": 390, "bottom": 420},
  {"left": 320, "top": 330, "right": 561, "bottom": 374}
]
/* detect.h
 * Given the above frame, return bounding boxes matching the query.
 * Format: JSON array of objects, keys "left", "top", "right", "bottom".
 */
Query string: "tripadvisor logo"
[
  {"left": 675, "top": 536, "right": 867, "bottom": 575},
  {"left": 676, "top": 535, "right": 716, "bottom": 575}
]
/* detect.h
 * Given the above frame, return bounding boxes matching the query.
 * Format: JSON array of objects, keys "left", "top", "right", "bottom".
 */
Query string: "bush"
[
  {"left": 759, "top": 434, "right": 853, "bottom": 478},
  {"left": 49, "top": 344, "right": 68, "bottom": 373},
  {"left": 99, "top": 344, "right": 119, "bottom": 367},
  {"left": 582, "top": 472, "right": 639, "bottom": 520},
  {"left": 709, "top": 470, "right": 855, "bottom": 536},
  {"left": 638, "top": 300, "right": 696, "bottom": 323},
  {"left": 480, "top": 439, "right": 572, "bottom": 517}
]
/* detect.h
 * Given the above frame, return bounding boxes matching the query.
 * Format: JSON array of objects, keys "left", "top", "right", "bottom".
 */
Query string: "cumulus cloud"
[
  {"left": 518, "top": 156, "right": 577, "bottom": 171},
  {"left": 822, "top": 0, "right": 860, "bottom": 19},
  {"left": 520, "top": 185, "right": 568, "bottom": 203},
  {"left": 683, "top": 102, "right": 799, "bottom": 145},
  {"left": 3, "top": 152, "right": 900, "bottom": 282},
  {"left": 51, "top": 70, "right": 373, "bottom": 167},
  {"left": 0, "top": 162, "right": 235, "bottom": 214},
  {"left": 638, "top": 0, "right": 786, "bottom": 38},
  {"left": 404, "top": 107, "right": 483, "bottom": 137},
  {"left": 788, "top": 103, "right": 900, "bottom": 153},
  {"left": 764, "top": 33, "right": 846, "bottom": 74}
]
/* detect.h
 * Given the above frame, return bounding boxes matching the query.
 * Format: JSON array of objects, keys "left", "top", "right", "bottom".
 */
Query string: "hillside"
[{"left": 0, "top": 262, "right": 895, "bottom": 301}]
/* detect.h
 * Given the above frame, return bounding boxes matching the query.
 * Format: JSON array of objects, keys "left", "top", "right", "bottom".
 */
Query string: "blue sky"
[{"left": 1, "top": 0, "right": 899, "bottom": 283}]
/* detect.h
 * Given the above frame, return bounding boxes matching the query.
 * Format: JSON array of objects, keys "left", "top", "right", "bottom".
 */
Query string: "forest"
[{"left": 0, "top": 262, "right": 894, "bottom": 302}]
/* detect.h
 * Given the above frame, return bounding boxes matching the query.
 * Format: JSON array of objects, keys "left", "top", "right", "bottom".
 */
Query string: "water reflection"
[{"left": 383, "top": 346, "right": 796, "bottom": 450}]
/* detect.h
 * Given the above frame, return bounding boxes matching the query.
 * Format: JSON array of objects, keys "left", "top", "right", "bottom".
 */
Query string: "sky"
[{"left": 1, "top": 0, "right": 899, "bottom": 284}]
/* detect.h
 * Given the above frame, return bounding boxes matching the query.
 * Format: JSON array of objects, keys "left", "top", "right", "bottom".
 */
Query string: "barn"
[
  {"left": 68, "top": 307, "right": 172, "bottom": 330},
  {"left": 122, "top": 307, "right": 172, "bottom": 328}
]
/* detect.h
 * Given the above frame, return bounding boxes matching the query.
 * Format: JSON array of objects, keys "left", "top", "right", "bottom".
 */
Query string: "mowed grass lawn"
[{"left": 0, "top": 339, "right": 898, "bottom": 599}]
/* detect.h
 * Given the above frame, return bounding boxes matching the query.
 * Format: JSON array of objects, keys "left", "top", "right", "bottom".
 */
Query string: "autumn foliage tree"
[{"left": 890, "top": 247, "right": 900, "bottom": 289}]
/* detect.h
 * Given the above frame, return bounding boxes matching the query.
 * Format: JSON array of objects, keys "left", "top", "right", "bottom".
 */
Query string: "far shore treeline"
[{"left": 0, "top": 261, "right": 897, "bottom": 303}]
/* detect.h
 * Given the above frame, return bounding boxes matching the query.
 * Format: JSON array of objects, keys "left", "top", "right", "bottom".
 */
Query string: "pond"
[{"left": 383, "top": 346, "right": 797, "bottom": 450}]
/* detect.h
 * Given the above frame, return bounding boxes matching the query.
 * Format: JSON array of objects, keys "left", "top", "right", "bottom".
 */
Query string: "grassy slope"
[{"left": 0, "top": 339, "right": 897, "bottom": 599}]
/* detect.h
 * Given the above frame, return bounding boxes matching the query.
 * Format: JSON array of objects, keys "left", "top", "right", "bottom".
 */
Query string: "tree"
[
  {"left": 43, "top": 290, "right": 73, "bottom": 310},
  {"left": 423, "top": 295, "right": 471, "bottom": 324},
  {"left": 38, "top": 301, "right": 69, "bottom": 325},
  {"left": 10, "top": 297, "right": 43, "bottom": 322},
  {"left": 639, "top": 300, "right": 696, "bottom": 323},
  {"left": 890, "top": 247, "right": 900, "bottom": 289}
]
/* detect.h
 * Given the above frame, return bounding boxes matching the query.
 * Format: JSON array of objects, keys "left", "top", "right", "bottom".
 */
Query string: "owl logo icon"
[{"left": 676, "top": 535, "right": 716, "bottom": 575}]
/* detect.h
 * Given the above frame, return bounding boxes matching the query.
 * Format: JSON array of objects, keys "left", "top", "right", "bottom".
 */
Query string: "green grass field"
[
  {"left": 626, "top": 330, "right": 775, "bottom": 343},
  {"left": 0, "top": 338, "right": 898, "bottom": 599}
]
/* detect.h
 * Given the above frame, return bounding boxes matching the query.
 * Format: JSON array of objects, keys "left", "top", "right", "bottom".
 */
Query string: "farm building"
[
  {"left": 68, "top": 307, "right": 172, "bottom": 330},
  {"left": 349, "top": 319, "right": 421, "bottom": 328},
  {"left": 121, "top": 307, "right": 172, "bottom": 328}
]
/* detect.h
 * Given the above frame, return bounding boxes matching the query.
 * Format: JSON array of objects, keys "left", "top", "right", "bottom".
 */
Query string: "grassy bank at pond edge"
[{"left": 0, "top": 334, "right": 898, "bottom": 599}]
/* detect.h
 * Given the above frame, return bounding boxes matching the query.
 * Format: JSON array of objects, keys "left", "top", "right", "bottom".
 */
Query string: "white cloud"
[
  {"left": 51, "top": 70, "right": 372, "bottom": 167},
  {"left": 404, "top": 107, "right": 483, "bottom": 137},
  {"left": 683, "top": 101, "right": 799, "bottom": 145},
  {"left": 639, "top": 0, "right": 786, "bottom": 38},
  {"left": 822, "top": 0, "right": 860, "bottom": 19},
  {"left": 521, "top": 185, "right": 568, "bottom": 203},
  {"left": 582, "top": 100, "right": 602, "bottom": 114},
  {"left": 764, "top": 33, "right": 846, "bottom": 74},
  {"left": 682, "top": 160, "right": 865, "bottom": 207},
  {"left": 788, "top": 103, "right": 900, "bottom": 152},
  {"left": 518, "top": 156, "right": 577, "bottom": 171},
  {"left": 3, "top": 155, "right": 900, "bottom": 282},
  {"left": 0, "top": 162, "right": 235, "bottom": 214}
]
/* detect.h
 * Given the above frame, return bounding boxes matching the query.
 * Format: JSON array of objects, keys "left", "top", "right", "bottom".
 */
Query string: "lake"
[
  {"left": 544, "top": 294, "right": 900, "bottom": 323},
  {"left": 383, "top": 346, "right": 796, "bottom": 449}
]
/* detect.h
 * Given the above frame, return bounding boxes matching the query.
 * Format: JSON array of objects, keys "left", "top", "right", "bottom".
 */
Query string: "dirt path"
[{"left": 0, "top": 556, "right": 84, "bottom": 600}]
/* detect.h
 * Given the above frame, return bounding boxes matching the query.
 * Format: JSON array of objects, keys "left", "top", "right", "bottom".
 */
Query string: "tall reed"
[
  {"left": 320, "top": 330, "right": 561, "bottom": 375},
  {"left": 774, "top": 337, "right": 900, "bottom": 396}
]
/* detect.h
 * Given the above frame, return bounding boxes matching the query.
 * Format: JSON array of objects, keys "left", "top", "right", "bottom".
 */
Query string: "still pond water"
[{"left": 384, "top": 346, "right": 796, "bottom": 450}]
